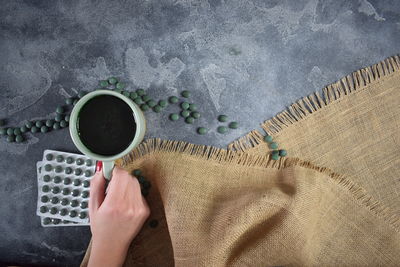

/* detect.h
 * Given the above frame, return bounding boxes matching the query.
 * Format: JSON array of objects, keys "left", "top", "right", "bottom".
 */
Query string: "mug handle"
[{"left": 103, "top": 161, "right": 115, "bottom": 180}]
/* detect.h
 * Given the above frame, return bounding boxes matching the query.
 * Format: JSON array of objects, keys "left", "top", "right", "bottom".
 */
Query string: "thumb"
[{"left": 89, "top": 161, "right": 106, "bottom": 217}]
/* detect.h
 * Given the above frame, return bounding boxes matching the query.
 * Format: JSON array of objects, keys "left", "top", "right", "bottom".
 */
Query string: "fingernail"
[{"left": 96, "top": 161, "right": 103, "bottom": 172}]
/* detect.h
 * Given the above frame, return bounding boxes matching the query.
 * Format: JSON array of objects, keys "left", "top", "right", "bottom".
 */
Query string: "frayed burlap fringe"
[{"left": 228, "top": 55, "right": 400, "bottom": 151}]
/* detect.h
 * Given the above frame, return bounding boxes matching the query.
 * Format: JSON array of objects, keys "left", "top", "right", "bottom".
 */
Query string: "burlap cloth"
[
  {"left": 228, "top": 55, "right": 400, "bottom": 218},
  {"left": 81, "top": 56, "right": 400, "bottom": 266}
]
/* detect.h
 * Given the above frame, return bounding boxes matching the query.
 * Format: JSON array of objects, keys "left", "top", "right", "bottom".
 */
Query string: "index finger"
[{"left": 89, "top": 164, "right": 106, "bottom": 217}]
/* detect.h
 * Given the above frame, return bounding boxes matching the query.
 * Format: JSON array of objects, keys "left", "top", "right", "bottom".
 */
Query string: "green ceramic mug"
[{"left": 69, "top": 90, "right": 146, "bottom": 180}]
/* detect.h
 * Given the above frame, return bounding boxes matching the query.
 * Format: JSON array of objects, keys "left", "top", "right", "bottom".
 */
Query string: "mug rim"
[{"left": 69, "top": 90, "right": 146, "bottom": 161}]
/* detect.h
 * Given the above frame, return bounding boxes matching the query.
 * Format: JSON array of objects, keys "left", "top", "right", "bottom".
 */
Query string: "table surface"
[{"left": 1, "top": 0, "right": 399, "bottom": 266}]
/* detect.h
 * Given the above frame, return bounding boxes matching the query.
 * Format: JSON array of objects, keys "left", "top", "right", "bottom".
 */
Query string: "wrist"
[{"left": 89, "top": 239, "right": 129, "bottom": 267}]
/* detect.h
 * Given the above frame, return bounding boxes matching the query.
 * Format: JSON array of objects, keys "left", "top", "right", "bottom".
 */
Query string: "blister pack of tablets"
[
  {"left": 37, "top": 162, "right": 83, "bottom": 227},
  {"left": 36, "top": 150, "right": 95, "bottom": 227}
]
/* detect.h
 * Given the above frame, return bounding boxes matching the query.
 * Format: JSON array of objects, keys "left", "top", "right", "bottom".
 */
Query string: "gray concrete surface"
[{"left": 1, "top": 0, "right": 399, "bottom": 266}]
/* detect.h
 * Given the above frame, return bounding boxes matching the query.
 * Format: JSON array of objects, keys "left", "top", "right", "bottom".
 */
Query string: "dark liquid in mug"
[{"left": 77, "top": 95, "right": 136, "bottom": 156}]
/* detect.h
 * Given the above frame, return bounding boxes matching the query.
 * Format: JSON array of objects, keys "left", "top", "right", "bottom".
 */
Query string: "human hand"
[{"left": 88, "top": 163, "right": 150, "bottom": 267}]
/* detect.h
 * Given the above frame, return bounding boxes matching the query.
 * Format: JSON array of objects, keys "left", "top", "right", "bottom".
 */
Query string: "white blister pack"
[
  {"left": 36, "top": 161, "right": 87, "bottom": 227},
  {"left": 36, "top": 150, "right": 95, "bottom": 225}
]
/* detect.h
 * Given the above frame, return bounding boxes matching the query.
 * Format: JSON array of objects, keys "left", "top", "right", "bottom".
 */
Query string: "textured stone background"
[{"left": 0, "top": 0, "right": 399, "bottom": 265}]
